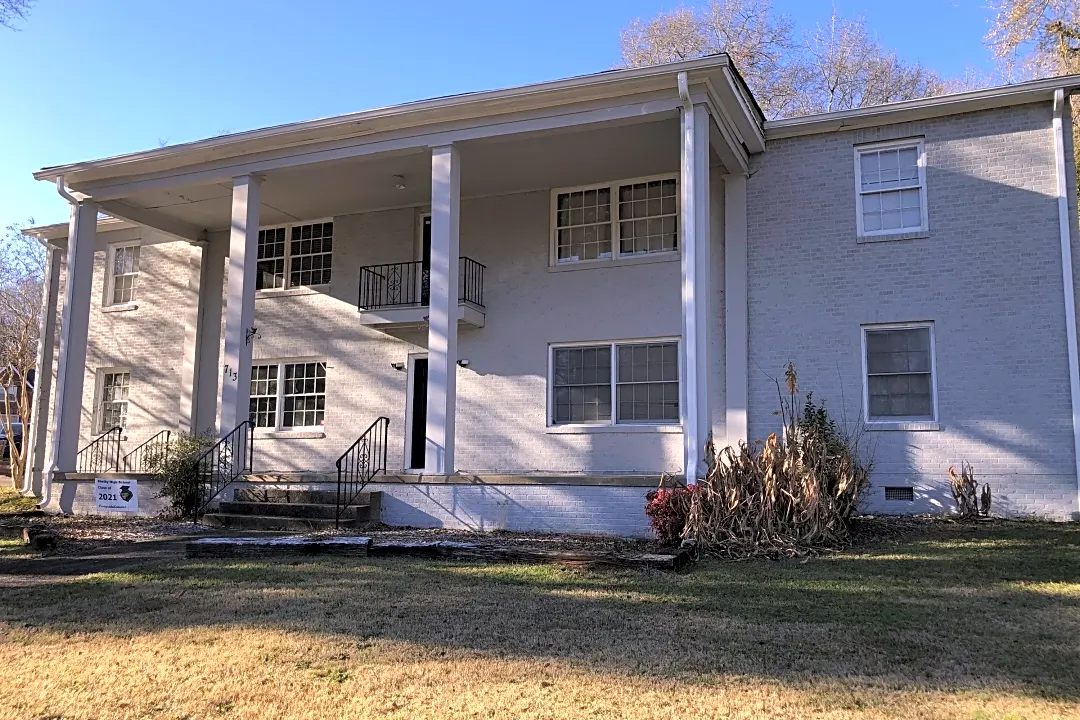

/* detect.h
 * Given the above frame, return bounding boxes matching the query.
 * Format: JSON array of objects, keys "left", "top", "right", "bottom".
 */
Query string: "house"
[{"left": 19, "top": 55, "right": 1080, "bottom": 535}]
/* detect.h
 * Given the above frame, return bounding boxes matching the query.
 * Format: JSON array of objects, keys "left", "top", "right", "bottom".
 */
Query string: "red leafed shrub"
[{"left": 645, "top": 485, "right": 696, "bottom": 546}]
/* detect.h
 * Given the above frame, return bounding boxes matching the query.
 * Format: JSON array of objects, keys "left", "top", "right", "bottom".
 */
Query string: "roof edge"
[
  {"left": 765, "top": 74, "right": 1080, "bottom": 139},
  {"left": 23, "top": 216, "right": 136, "bottom": 241}
]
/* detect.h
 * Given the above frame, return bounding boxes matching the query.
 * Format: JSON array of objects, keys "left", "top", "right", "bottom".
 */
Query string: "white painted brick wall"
[{"left": 746, "top": 103, "right": 1080, "bottom": 520}]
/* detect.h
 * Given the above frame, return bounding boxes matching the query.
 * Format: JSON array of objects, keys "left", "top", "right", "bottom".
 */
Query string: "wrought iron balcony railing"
[{"left": 358, "top": 257, "right": 485, "bottom": 311}]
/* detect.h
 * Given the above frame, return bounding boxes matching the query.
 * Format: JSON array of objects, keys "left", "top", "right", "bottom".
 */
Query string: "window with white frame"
[
  {"left": 855, "top": 140, "right": 927, "bottom": 236},
  {"left": 553, "top": 176, "right": 678, "bottom": 264},
  {"left": 96, "top": 369, "right": 131, "bottom": 432},
  {"left": 249, "top": 361, "right": 326, "bottom": 430},
  {"left": 863, "top": 324, "right": 937, "bottom": 422},
  {"left": 256, "top": 221, "right": 333, "bottom": 290},
  {"left": 550, "top": 340, "right": 679, "bottom": 425},
  {"left": 106, "top": 242, "right": 141, "bottom": 305}
]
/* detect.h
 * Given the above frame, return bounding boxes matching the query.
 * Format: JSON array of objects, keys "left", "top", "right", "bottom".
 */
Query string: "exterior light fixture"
[
  {"left": 391, "top": 362, "right": 406, "bottom": 371},
  {"left": 393, "top": 174, "right": 406, "bottom": 190},
  {"left": 457, "top": 359, "right": 470, "bottom": 368}
]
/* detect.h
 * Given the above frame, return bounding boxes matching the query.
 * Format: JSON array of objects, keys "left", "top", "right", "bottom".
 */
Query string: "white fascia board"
[
  {"left": 37, "top": 55, "right": 756, "bottom": 186},
  {"left": 766, "top": 74, "right": 1080, "bottom": 139},
  {"left": 22, "top": 216, "right": 136, "bottom": 245}
]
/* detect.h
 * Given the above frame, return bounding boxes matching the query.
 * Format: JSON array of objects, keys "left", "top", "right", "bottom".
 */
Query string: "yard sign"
[{"left": 94, "top": 477, "right": 139, "bottom": 513}]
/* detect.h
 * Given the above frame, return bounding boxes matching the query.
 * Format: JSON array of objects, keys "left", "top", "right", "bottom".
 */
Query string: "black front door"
[
  {"left": 421, "top": 215, "right": 432, "bottom": 305},
  {"left": 409, "top": 358, "right": 428, "bottom": 469}
]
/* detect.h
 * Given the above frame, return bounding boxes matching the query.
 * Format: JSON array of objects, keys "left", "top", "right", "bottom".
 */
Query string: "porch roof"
[{"left": 32, "top": 54, "right": 764, "bottom": 189}]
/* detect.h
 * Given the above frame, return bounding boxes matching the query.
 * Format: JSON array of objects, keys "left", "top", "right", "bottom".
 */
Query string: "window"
[
  {"left": 552, "top": 176, "right": 678, "bottom": 264},
  {"left": 256, "top": 221, "right": 333, "bottom": 290},
  {"left": 863, "top": 324, "right": 937, "bottom": 423},
  {"left": 249, "top": 360, "right": 326, "bottom": 430},
  {"left": 855, "top": 140, "right": 927, "bottom": 236},
  {"left": 550, "top": 340, "right": 679, "bottom": 425},
  {"left": 106, "top": 242, "right": 140, "bottom": 305},
  {"left": 96, "top": 370, "right": 131, "bottom": 432}
]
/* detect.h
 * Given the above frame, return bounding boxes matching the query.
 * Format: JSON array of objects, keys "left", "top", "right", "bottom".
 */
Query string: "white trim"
[
  {"left": 249, "top": 358, "right": 328, "bottom": 433},
  {"left": 403, "top": 352, "right": 428, "bottom": 472},
  {"left": 860, "top": 322, "right": 939, "bottom": 426},
  {"left": 853, "top": 138, "right": 928, "bottom": 239},
  {"left": 103, "top": 239, "right": 141, "bottom": 308},
  {"left": 1051, "top": 88, "right": 1080, "bottom": 518},
  {"left": 547, "top": 337, "right": 682, "bottom": 428},
  {"left": 549, "top": 173, "right": 680, "bottom": 267}
]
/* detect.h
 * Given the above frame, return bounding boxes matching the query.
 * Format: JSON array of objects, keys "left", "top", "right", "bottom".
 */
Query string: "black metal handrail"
[
  {"left": 76, "top": 426, "right": 123, "bottom": 473},
  {"left": 193, "top": 420, "right": 254, "bottom": 522},
  {"left": 122, "top": 430, "right": 172, "bottom": 473},
  {"left": 335, "top": 416, "right": 389, "bottom": 528},
  {"left": 358, "top": 257, "right": 486, "bottom": 310}
]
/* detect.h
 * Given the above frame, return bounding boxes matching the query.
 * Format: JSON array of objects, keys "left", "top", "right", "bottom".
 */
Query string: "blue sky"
[{"left": 0, "top": 0, "right": 998, "bottom": 228}]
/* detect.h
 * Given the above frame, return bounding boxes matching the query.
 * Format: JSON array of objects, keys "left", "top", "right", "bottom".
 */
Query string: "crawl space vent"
[{"left": 884, "top": 486, "right": 915, "bottom": 502}]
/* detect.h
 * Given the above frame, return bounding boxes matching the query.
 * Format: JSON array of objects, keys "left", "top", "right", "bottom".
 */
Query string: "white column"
[
  {"left": 46, "top": 200, "right": 98, "bottom": 475},
  {"left": 22, "top": 244, "right": 62, "bottom": 494},
  {"left": 178, "top": 241, "right": 206, "bottom": 434},
  {"left": 219, "top": 175, "right": 261, "bottom": 436},
  {"left": 425, "top": 145, "right": 460, "bottom": 474},
  {"left": 724, "top": 173, "right": 749, "bottom": 448},
  {"left": 680, "top": 104, "right": 710, "bottom": 482}
]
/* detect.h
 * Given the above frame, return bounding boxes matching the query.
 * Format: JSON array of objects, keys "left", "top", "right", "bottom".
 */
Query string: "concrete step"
[
  {"left": 202, "top": 513, "right": 367, "bottom": 532},
  {"left": 218, "top": 501, "right": 365, "bottom": 521},
  {"left": 233, "top": 487, "right": 379, "bottom": 506}
]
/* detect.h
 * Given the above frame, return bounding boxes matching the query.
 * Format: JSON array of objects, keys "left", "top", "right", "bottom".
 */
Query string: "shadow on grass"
[{"left": 0, "top": 522, "right": 1078, "bottom": 702}]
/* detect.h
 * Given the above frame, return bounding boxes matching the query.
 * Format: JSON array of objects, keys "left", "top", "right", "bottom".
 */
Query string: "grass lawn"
[
  {"left": 0, "top": 486, "right": 38, "bottom": 514},
  {"left": 0, "top": 522, "right": 1077, "bottom": 719}
]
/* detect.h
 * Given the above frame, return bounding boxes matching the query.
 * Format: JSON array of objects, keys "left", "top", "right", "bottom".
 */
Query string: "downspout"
[
  {"left": 37, "top": 176, "right": 80, "bottom": 510},
  {"left": 1052, "top": 89, "right": 1080, "bottom": 520}
]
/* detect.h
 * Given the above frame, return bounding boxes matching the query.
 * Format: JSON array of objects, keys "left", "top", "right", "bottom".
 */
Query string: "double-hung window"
[
  {"left": 855, "top": 139, "right": 927, "bottom": 237},
  {"left": 95, "top": 369, "right": 131, "bottom": 432},
  {"left": 552, "top": 176, "right": 678, "bottom": 264},
  {"left": 249, "top": 360, "right": 327, "bottom": 430},
  {"left": 106, "top": 242, "right": 141, "bottom": 306},
  {"left": 550, "top": 340, "right": 679, "bottom": 425},
  {"left": 256, "top": 220, "right": 333, "bottom": 290},
  {"left": 863, "top": 324, "right": 937, "bottom": 424}
]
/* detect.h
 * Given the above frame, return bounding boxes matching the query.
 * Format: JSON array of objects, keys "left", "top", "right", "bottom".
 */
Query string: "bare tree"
[
  {"left": 0, "top": 0, "right": 33, "bottom": 30},
  {"left": 0, "top": 221, "right": 44, "bottom": 488},
  {"left": 620, "top": 1, "right": 942, "bottom": 119},
  {"left": 793, "top": 14, "right": 941, "bottom": 115},
  {"left": 987, "top": 0, "right": 1080, "bottom": 78}
]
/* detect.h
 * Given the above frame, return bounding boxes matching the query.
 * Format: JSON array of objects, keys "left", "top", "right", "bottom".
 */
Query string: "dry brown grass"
[{"left": 0, "top": 521, "right": 1078, "bottom": 719}]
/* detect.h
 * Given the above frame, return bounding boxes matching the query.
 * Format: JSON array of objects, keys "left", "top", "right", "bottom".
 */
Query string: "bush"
[
  {"left": 664, "top": 364, "right": 872, "bottom": 557},
  {"left": 143, "top": 431, "right": 218, "bottom": 519},
  {"left": 644, "top": 485, "right": 696, "bottom": 546}
]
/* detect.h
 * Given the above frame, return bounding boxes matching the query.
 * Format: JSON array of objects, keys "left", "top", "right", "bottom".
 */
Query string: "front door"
[{"left": 408, "top": 357, "right": 428, "bottom": 470}]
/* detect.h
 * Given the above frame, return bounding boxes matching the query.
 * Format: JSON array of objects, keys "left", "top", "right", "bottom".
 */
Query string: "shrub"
[
  {"left": 143, "top": 431, "right": 218, "bottom": 519},
  {"left": 948, "top": 461, "right": 992, "bottom": 519},
  {"left": 644, "top": 485, "right": 696, "bottom": 546},
  {"left": 680, "top": 364, "right": 872, "bottom": 557}
]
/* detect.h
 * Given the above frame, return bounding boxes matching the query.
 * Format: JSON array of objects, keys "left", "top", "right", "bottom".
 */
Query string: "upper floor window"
[
  {"left": 854, "top": 140, "right": 927, "bottom": 237},
  {"left": 552, "top": 176, "right": 678, "bottom": 265},
  {"left": 257, "top": 220, "right": 333, "bottom": 290},
  {"left": 863, "top": 323, "right": 937, "bottom": 423},
  {"left": 106, "top": 242, "right": 140, "bottom": 306}
]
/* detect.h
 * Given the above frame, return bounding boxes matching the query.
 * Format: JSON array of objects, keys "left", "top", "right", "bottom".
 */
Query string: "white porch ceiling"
[{"left": 117, "top": 116, "right": 704, "bottom": 231}]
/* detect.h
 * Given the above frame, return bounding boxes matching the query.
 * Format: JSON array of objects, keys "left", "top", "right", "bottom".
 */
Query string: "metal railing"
[
  {"left": 76, "top": 427, "right": 123, "bottom": 474},
  {"left": 358, "top": 257, "right": 486, "bottom": 310},
  {"left": 122, "top": 430, "right": 172, "bottom": 473},
  {"left": 335, "top": 417, "right": 389, "bottom": 528},
  {"left": 193, "top": 421, "right": 254, "bottom": 522}
]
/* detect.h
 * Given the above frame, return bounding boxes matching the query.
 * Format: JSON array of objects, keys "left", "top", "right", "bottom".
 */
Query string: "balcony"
[{"left": 357, "top": 257, "right": 486, "bottom": 328}]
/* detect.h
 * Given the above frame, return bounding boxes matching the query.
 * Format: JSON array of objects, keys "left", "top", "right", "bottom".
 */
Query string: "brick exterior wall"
[
  {"left": 746, "top": 102, "right": 1079, "bottom": 520},
  {"left": 42, "top": 100, "right": 1080, "bottom": 528}
]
